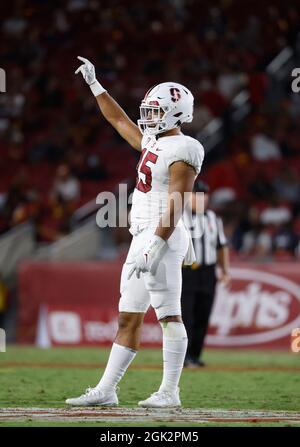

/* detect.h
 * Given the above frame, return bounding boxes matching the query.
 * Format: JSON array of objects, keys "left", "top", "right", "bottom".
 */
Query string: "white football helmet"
[{"left": 137, "top": 82, "right": 194, "bottom": 136}]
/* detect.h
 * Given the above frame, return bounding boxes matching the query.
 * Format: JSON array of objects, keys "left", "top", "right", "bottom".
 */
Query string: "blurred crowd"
[{"left": 0, "top": 0, "right": 300, "bottom": 258}]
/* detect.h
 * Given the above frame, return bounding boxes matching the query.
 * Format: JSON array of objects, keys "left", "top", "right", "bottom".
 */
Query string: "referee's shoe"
[{"left": 184, "top": 356, "right": 206, "bottom": 368}]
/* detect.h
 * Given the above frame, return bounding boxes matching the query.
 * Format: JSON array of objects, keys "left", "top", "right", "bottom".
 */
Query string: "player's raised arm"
[{"left": 75, "top": 56, "right": 142, "bottom": 151}]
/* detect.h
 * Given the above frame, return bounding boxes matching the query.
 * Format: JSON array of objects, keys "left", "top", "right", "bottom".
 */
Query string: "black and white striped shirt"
[{"left": 184, "top": 209, "right": 227, "bottom": 266}]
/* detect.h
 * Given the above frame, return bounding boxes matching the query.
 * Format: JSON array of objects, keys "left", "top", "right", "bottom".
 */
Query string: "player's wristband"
[{"left": 89, "top": 80, "right": 107, "bottom": 97}]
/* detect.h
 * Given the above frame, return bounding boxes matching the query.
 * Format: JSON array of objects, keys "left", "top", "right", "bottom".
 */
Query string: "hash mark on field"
[{"left": 1, "top": 408, "right": 300, "bottom": 424}]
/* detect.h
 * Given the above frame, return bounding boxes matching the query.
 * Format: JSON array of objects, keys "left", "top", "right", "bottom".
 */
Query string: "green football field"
[{"left": 0, "top": 345, "right": 300, "bottom": 427}]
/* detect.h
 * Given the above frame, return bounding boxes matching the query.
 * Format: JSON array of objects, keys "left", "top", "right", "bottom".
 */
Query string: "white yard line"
[{"left": 0, "top": 407, "right": 300, "bottom": 423}]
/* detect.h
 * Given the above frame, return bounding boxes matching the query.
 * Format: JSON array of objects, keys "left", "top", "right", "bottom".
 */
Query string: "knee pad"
[{"left": 160, "top": 322, "right": 187, "bottom": 341}]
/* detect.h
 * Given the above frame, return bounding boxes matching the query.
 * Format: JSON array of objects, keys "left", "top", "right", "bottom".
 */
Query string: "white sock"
[
  {"left": 158, "top": 322, "right": 188, "bottom": 393},
  {"left": 95, "top": 343, "right": 137, "bottom": 391}
]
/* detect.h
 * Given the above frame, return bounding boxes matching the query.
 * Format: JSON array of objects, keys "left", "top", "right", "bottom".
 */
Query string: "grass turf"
[{"left": 0, "top": 346, "right": 299, "bottom": 426}]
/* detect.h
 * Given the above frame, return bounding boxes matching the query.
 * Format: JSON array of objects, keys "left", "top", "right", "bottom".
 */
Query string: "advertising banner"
[{"left": 18, "top": 261, "right": 300, "bottom": 349}]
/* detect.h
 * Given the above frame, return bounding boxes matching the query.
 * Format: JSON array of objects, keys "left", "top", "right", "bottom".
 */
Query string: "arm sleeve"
[
  {"left": 166, "top": 140, "right": 204, "bottom": 175},
  {"left": 216, "top": 217, "right": 228, "bottom": 249}
]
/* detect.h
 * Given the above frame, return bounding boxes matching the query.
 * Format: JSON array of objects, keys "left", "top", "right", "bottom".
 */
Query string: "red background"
[{"left": 17, "top": 261, "right": 300, "bottom": 350}]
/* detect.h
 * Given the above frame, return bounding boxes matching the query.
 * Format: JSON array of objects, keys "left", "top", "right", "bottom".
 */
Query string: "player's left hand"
[{"left": 127, "top": 235, "right": 167, "bottom": 279}]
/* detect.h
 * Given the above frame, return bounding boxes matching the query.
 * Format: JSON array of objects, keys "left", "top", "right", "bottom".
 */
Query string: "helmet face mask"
[
  {"left": 137, "top": 83, "right": 194, "bottom": 136},
  {"left": 138, "top": 103, "right": 170, "bottom": 135}
]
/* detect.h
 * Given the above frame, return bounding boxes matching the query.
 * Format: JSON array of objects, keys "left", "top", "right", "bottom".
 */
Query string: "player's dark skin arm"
[
  {"left": 155, "top": 161, "right": 196, "bottom": 241},
  {"left": 95, "top": 92, "right": 142, "bottom": 151},
  {"left": 155, "top": 160, "right": 197, "bottom": 324}
]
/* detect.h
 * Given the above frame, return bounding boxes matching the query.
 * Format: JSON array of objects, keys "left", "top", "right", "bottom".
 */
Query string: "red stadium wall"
[{"left": 17, "top": 261, "right": 300, "bottom": 350}]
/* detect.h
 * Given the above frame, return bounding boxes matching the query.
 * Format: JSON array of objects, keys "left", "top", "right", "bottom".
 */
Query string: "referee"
[{"left": 181, "top": 181, "right": 230, "bottom": 367}]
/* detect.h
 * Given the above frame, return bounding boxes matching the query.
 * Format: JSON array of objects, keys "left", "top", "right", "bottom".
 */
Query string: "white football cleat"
[
  {"left": 65, "top": 386, "right": 118, "bottom": 407},
  {"left": 138, "top": 387, "right": 181, "bottom": 408}
]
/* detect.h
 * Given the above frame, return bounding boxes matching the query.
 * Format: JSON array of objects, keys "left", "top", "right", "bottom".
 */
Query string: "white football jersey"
[{"left": 130, "top": 133, "right": 204, "bottom": 234}]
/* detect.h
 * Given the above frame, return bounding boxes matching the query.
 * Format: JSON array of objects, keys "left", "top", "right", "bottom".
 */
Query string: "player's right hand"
[{"left": 75, "top": 56, "right": 96, "bottom": 85}]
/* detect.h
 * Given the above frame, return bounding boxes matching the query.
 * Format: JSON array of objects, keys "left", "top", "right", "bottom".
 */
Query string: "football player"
[{"left": 66, "top": 57, "right": 204, "bottom": 408}]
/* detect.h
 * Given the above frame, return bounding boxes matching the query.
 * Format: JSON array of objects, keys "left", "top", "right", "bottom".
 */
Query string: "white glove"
[
  {"left": 128, "top": 236, "right": 167, "bottom": 279},
  {"left": 75, "top": 56, "right": 107, "bottom": 97}
]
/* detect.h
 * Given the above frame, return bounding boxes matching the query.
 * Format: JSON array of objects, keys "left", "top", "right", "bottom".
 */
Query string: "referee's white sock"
[
  {"left": 95, "top": 343, "right": 137, "bottom": 391},
  {"left": 158, "top": 322, "right": 188, "bottom": 393}
]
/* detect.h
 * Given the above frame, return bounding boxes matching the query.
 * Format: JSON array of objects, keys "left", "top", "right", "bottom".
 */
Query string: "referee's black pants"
[{"left": 181, "top": 265, "right": 217, "bottom": 360}]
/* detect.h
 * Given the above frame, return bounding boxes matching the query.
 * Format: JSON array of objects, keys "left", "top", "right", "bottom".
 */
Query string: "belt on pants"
[{"left": 182, "top": 263, "right": 215, "bottom": 271}]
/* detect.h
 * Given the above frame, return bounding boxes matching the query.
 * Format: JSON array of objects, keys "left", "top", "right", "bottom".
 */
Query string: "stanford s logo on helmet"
[
  {"left": 170, "top": 87, "right": 181, "bottom": 102},
  {"left": 138, "top": 82, "right": 194, "bottom": 136}
]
